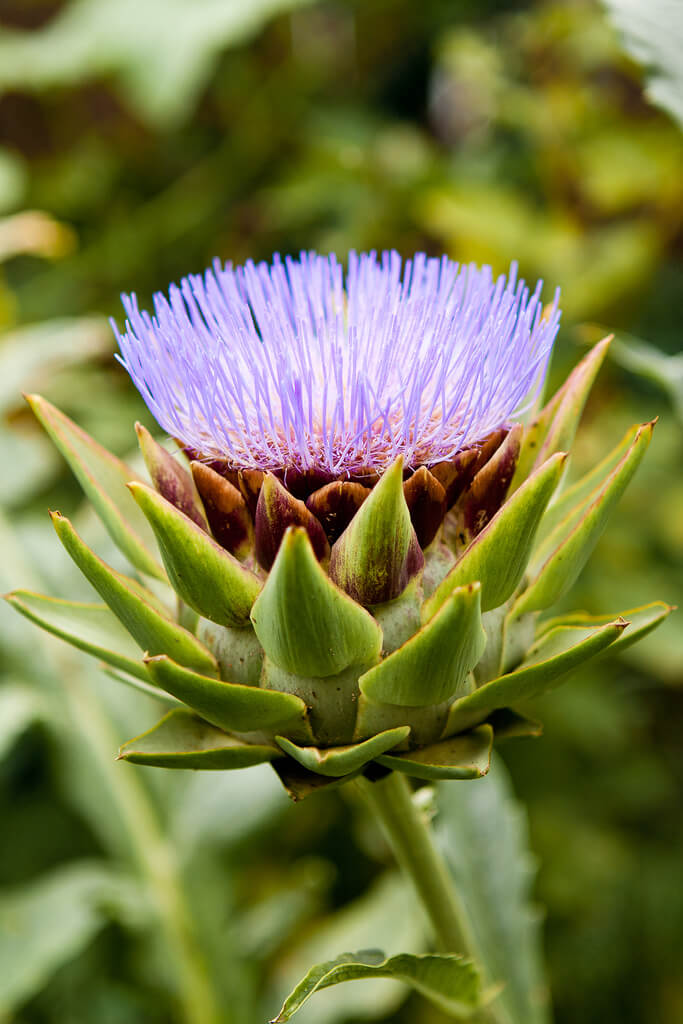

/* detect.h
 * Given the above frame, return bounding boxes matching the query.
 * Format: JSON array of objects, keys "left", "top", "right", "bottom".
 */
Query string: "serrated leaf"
[
  {"left": 251, "top": 527, "right": 382, "bottom": 677},
  {"left": 26, "top": 394, "right": 164, "bottom": 578},
  {"left": 329, "top": 457, "right": 423, "bottom": 605},
  {"left": 424, "top": 453, "right": 566, "bottom": 620},
  {"left": 275, "top": 726, "right": 410, "bottom": 778},
  {"left": 360, "top": 583, "right": 486, "bottom": 707},
  {"left": 135, "top": 422, "right": 208, "bottom": 529},
  {"left": 119, "top": 708, "right": 279, "bottom": 769},
  {"left": 145, "top": 654, "right": 307, "bottom": 733},
  {"left": 5, "top": 590, "right": 148, "bottom": 681},
  {"left": 436, "top": 759, "right": 550, "bottom": 1024},
  {"left": 604, "top": 0, "right": 683, "bottom": 126},
  {"left": 511, "top": 422, "right": 653, "bottom": 617},
  {"left": 271, "top": 950, "right": 482, "bottom": 1022},
  {"left": 129, "top": 481, "right": 261, "bottom": 627},
  {"left": 51, "top": 512, "right": 218, "bottom": 676},
  {"left": 376, "top": 725, "right": 493, "bottom": 781},
  {"left": 445, "top": 620, "right": 627, "bottom": 734}
]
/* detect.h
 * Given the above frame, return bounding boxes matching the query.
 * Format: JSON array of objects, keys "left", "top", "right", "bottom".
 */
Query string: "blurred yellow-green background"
[{"left": 1, "top": 1, "right": 682, "bottom": 1022}]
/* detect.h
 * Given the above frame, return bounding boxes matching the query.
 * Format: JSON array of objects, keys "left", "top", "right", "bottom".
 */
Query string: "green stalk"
[{"left": 355, "top": 771, "right": 474, "bottom": 956}]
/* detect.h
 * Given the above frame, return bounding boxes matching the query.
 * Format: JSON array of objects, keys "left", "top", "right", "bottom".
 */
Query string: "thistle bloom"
[
  {"left": 8, "top": 249, "right": 665, "bottom": 805},
  {"left": 113, "top": 251, "right": 560, "bottom": 477},
  {"left": 6, "top": 249, "right": 666, "bottom": 1023}
]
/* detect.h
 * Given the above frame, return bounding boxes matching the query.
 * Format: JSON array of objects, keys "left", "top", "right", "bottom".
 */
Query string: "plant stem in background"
[{"left": 355, "top": 772, "right": 473, "bottom": 957}]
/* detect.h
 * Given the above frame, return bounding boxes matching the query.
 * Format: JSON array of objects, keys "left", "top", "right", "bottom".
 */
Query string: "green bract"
[{"left": 6, "top": 344, "right": 671, "bottom": 799}]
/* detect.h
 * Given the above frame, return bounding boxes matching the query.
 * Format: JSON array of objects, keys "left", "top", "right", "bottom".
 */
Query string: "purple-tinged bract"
[{"left": 113, "top": 251, "right": 560, "bottom": 475}]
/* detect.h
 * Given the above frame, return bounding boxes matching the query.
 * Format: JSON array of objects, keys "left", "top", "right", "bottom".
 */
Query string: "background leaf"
[
  {"left": 273, "top": 950, "right": 482, "bottom": 1021},
  {"left": 0, "top": 862, "right": 144, "bottom": 1015},
  {"left": 436, "top": 759, "right": 550, "bottom": 1024},
  {"left": 603, "top": 0, "right": 683, "bottom": 126}
]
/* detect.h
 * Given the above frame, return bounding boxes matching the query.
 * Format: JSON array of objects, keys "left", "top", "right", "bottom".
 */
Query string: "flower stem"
[{"left": 355, "top": 771, "right": 472, "bottom": 956}]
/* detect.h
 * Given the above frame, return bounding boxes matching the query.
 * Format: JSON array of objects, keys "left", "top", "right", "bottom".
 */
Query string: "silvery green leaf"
[
  {"left": 436, "top": 759, "right": 550, "bottom": 1024},
  {"left": 272, "top": 950, "right": 482, "bottom": 1022},
  {"left": 0, "top": 685, "right": 46, "bottom": 762},
  {"left": 0, "top": 862, "right": 144, "bottom": 1015},
  {"left": 603, "top": 0, "right": 683, "bottom": 126}
]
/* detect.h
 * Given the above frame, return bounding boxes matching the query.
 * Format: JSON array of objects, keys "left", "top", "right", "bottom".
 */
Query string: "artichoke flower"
[{"left": 7, "top": 251, "right": 670, "bottom": 800}]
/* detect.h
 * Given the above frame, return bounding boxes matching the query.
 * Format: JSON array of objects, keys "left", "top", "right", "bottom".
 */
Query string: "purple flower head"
[{"left": 113, "top": 251, "right": 560, "bottom": 476}]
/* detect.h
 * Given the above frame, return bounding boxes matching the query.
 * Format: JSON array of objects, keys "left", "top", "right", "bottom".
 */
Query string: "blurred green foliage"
[{"left": 0, "top": 1, "right": 681, "bottom": 1022}]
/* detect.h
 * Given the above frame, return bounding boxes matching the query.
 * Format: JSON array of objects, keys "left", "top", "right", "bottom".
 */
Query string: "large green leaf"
[
  {"left": 376, "top": 726, "right": 493, "bottom": 781},
  {"left": 276, "top": 873, "right": 426, "bottom": 1019},
  {"left": 272, "top": 950, "right": 482, "bottom": 1022},
  {"left": 436, "top": 760, "right": 550, "bottom": 1024},
  {"left": 251, "top": 527, "right": 382, "bottom": 677},
  {"left": 119, "top": 708, "right": 280, "bottom": 769},
  {"left": 0, "top": 862, "right": 142, "bottom": 1016},
  {"left": 329, "top": 456, "right": 423, "bottom": 606},
  {"left": 52, "top": 512, "right": 218, "bottom": 676},
  {"left": 0, "top": 0, "right": 316, "bottom": 127},
  {"left": 424, "top": 453, "right": 565, "bottom": 619},
  {"left": 607, "top": 331, "right": 683, "bottom": 426},
  {"left": 511, "top": 421, "right": 653, "bottom": 617},
  {"left": 0, "top": 318, "right": 111, "bottom": 417},
  {"left": 129, "top": 481, "right": 261, "bottom": 627},
  {"left": 27, "top": 394, "right": 164, "bottom": 579},
  {"left": 145, "top": 654, "right": 307, "bottom": 733},
  {"left": 604, "top": 0, "right": 683, "bottom": 126},
  {"left": 5, "top": 590, "right": 148, "bottom": 681},
  {"left": 275, "top": 727, "right": 410, "bottom": 778},
  {"left": 445, "top": 619, "right": 626, "bottom": 734},
  {"left": 360, "top": 583, "right": 486, "bottom": 707}
]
